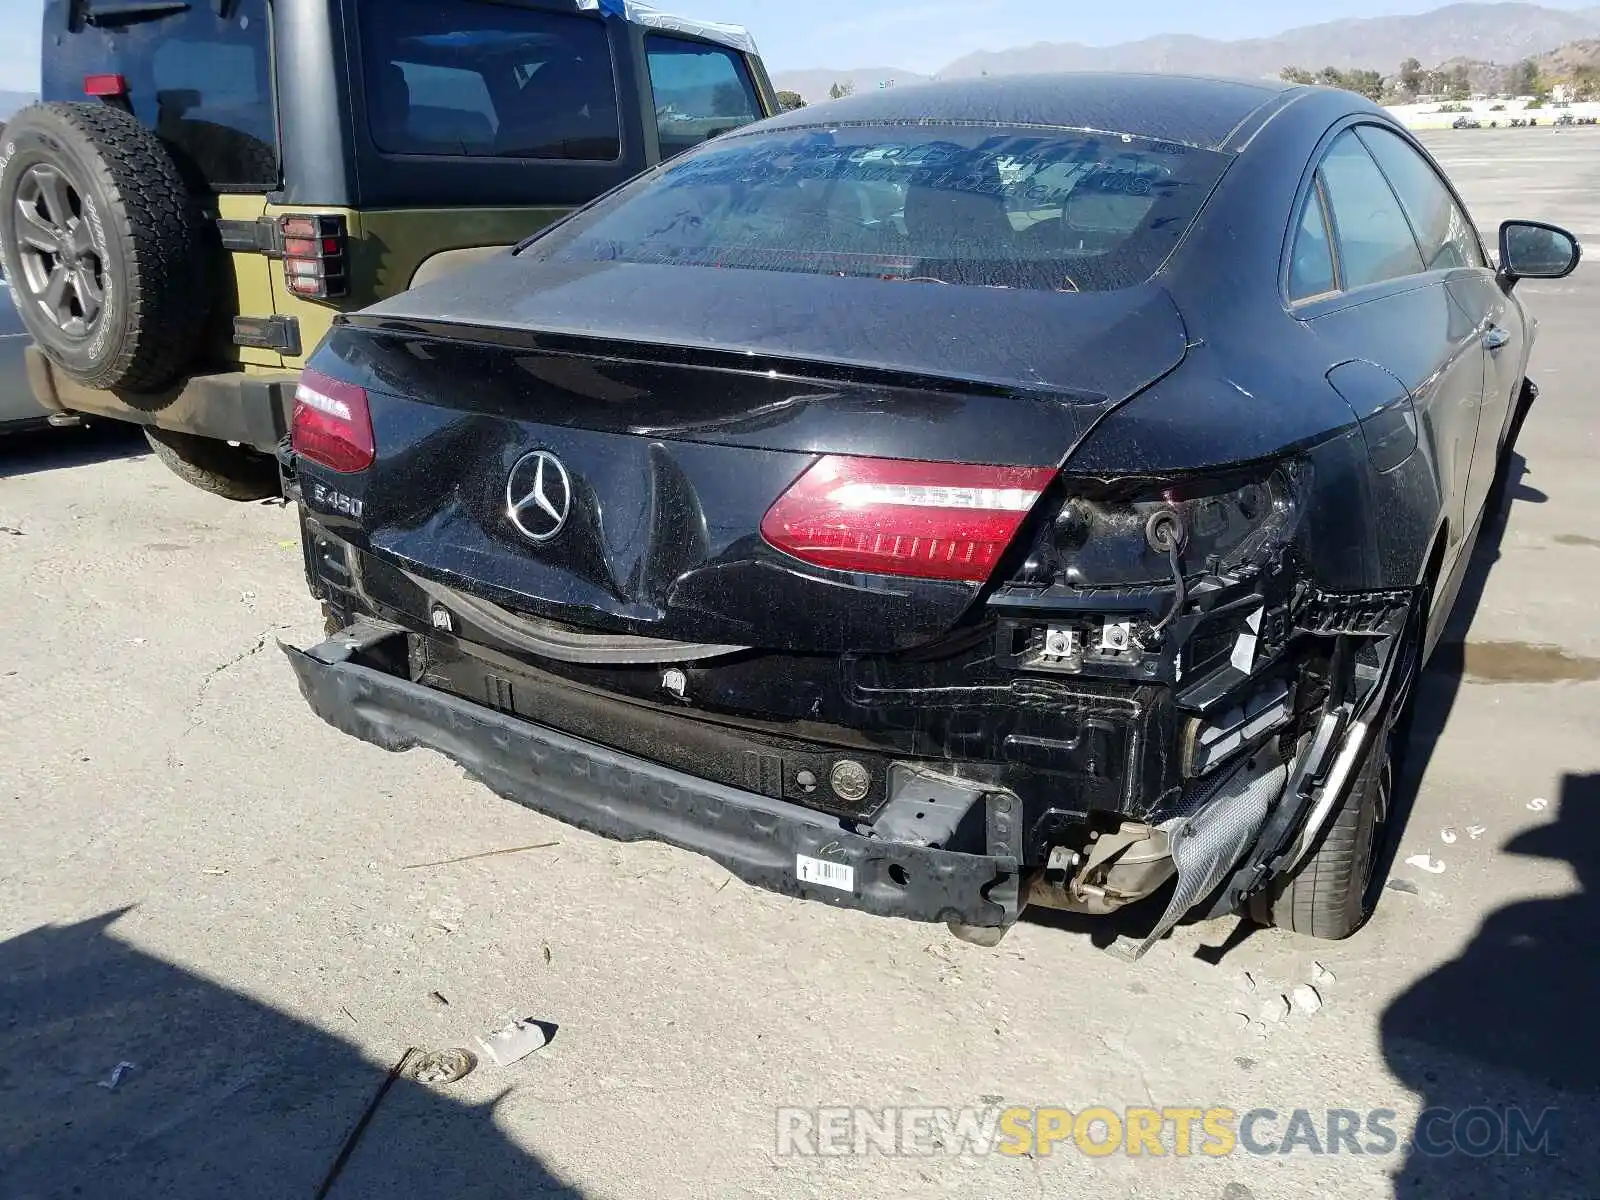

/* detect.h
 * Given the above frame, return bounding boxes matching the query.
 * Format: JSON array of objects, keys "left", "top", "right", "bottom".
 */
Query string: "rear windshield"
[
  {"left": 524, "top": 124, "right": 1230, "bottom": 291},
  {"left": 359, "top": 0, "right": 620, "bottom": 161},
  {"left": 41, "top": 0, "right": 278, "bottom": 190}
]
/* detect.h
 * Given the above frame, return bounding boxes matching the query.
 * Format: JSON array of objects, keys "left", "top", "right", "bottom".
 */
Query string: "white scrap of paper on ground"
[
  {"left": 1404, "top": 854, "right": 1447, "bottom": 875},
  {"left": 476, "top": 1019, "right": 550, "bottom": 1068},
  {"left": 1528, "top": 798, "right": 1549, "bottom": 812},
  {"left": 1292, "top": 984, "right": 1324, "bottom": 1015},
  {"left": 1259, "top": 995, "right": 1290, "bottom": 1024},
  {"left": 796, "top": 854, "right": 854, "bottom": 893}
]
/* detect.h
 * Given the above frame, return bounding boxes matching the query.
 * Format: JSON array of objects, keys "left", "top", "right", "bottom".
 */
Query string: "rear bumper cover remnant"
[{"left": 284, "top": 627, "right": 1022, "bottom": 929}]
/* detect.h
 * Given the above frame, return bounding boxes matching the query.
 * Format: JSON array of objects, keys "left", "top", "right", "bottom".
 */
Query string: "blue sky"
[{"left": 2, "top": 0, "right": 1597, "bottom": 89}]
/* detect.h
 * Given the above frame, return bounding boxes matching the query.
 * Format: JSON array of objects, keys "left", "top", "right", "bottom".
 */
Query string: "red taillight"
[
  {"left": 760, "top": 455, "right": 1056, "bottom": 583},
  {"left": 278, "top": 213, "right": 349, "bottom": 299},
  {"left": 84, "top": 73, "right": 129, "bottom": 98},
  {"left": 292, "top": 368, "right": 374, "bottom": 473}
]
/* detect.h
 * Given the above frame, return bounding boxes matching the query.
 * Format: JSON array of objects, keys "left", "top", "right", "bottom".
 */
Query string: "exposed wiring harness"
[{"left": 1145, "top": 510, "right": 1188, "bottom": 637}]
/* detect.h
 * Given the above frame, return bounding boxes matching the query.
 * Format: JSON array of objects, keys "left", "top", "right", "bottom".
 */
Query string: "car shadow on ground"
[
  {"left": 1025, "top": 450, "right": 1535, "bottom": 962},
  {"left": 1381, "top": 771, "right": 1600, "bottom": 1197},
  {"left": 0, "top": 420, "right": 150, "bottom": 479},
  {"left": 0, "top": 910, "right": 583, "bottom": 1199}
]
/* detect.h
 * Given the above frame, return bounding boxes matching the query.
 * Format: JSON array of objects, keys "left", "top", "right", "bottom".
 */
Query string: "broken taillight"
[
  {"left": 279, "top": 214, "right": 349, "bottom": 299},
  {"left": 760, "top": 455, "right": 1056, "bottom": 583},
  {"left": 292, "top": 368, "right": 374, "bottom": 473}
]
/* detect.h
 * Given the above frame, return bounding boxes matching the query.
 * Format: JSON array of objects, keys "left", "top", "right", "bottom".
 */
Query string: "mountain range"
[{"left": 774, "top": 3, "right": 1600, "bottom": 102}]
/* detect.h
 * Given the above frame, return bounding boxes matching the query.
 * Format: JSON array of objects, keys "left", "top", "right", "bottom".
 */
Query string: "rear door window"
[
  {"left": 1288, "top": 182, "right": 1338, "bottom": 301},
  {"left": 1317, "top": 130, "right": 1425, "bottom": 290},
  {"left": 645, "top": 36, "right": 761, "bottom": 158},
  {"left": 359, "top": 0, "right": 620, "bottom": 161},
  {"left": 1356, "top": 126, "right": 1486, "bottom": 271}
]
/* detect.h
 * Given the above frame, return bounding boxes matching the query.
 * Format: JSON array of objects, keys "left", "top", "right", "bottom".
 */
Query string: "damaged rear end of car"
[
  {"left": 280, "top": 302, "right": 1418, "bottom": 953},
  {"left": 279, "top": 105, "right": 1428, "bottom": 952}
]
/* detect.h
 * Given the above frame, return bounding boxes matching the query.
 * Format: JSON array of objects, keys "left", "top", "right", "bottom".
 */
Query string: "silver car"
[{"left": 1, "top": 267, "right": 50, "bottom": 430}]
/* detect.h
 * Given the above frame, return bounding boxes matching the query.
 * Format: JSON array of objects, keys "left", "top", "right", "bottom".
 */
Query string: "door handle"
[{"left": 1483, "top": 325, "right": 1511, "bottom": 352}]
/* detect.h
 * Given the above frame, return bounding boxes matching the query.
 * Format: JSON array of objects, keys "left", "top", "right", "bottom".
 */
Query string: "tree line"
[{"left": 1281, "top": 55, "right": 1598, "bottom": 103}]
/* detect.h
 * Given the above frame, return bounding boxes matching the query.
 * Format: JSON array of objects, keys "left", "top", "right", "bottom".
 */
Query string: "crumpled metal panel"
[{"left": 1125, "top": 755, "right": 1287, "bottom": 958}]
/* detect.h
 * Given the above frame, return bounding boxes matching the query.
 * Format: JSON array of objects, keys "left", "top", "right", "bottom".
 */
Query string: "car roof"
[
  {"left": 757, "top": 72, "right": 1300, "bottom": 151},
  {"left": 578, "top": 0, "right": 757, "bottom": 55}
]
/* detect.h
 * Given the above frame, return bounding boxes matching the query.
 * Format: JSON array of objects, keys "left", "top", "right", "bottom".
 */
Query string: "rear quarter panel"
[
  {"left": 217, "top": 193, "right": 283, "bottom": 369},
  {"left": 1072, "top": 93, "right": 1462, "bottom": 593}
]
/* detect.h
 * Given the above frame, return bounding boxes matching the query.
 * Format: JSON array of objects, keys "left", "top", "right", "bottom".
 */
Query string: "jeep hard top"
[{"left": 2, "top": 0, "right": 774, "bottom": 497}]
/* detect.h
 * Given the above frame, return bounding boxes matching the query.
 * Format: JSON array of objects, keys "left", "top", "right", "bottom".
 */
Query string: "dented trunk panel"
[{"left": 303, "top": 281, "right": 1188, "bottom": 651}]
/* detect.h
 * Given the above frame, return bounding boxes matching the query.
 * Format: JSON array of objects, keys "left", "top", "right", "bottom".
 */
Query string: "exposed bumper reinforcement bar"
[{"left": 283, "top": 626, "right": 1021, "bottom": 930}]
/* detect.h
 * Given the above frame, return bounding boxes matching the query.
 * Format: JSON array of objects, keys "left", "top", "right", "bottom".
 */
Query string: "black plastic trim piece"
[
  {"left": 83, "top": 1, "right": 189, "bottom": 26},
  {"left": 216, "top": 216, "right": 283, "bottom": 256},
  {"left": 405, "top": 572, "right": 747, "bottom": 665},
  {"left": 232, "top": 315, "right": 302, "bottom": 357}
]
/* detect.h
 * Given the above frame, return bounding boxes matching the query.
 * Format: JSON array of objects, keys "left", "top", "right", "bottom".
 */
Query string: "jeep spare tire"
[{"left": 0, "top": 102, "right": 208, "bottom": 393}]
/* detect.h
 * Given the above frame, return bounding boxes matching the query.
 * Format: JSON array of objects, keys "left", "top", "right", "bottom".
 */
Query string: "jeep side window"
[
  {"left": 359, "top": 0, "right": 620, "bottom": 161},
  {"left": 124, "top": 0, "right": 278, "bottom": 190},
  {"left": 645, "top": 36, "right": 760, "bottom": 159}
]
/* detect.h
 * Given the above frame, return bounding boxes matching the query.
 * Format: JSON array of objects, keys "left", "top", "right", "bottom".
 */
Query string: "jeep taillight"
[
  {"left": 83, "top": 74, "right": 129, "bottom": 98},
  {"left": 760, "top": 455, "right": 1056, "bottom": 583},
  {"left": 279, "top": 214, "right": 349, "bottom": 300},
  {"left": 292, "top": 368, "right": 374, "bottom": 473}
]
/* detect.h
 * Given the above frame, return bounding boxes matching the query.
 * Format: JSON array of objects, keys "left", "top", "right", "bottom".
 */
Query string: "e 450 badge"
[{"left": 310, "top": 481, "right": 363, "bottom": 519}]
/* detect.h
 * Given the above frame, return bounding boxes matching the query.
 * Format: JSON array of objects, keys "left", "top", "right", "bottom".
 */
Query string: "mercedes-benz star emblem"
[{"left": 505, "top": 450, "right": 572, "bottom": 543}]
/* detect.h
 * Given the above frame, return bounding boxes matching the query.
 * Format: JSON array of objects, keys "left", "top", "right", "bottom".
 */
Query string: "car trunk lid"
[{"left": 301, "top": 262, "right": 1189, "bottom": 654}]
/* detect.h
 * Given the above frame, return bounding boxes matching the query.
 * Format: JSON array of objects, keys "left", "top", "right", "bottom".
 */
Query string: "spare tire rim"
[{"left": 13, "top": 164, "right": 106, "bottom": 339}]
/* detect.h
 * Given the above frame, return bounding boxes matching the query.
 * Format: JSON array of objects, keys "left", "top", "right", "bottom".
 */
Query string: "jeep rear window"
[
  {"left": 525, "top": 124, "right": 1231, "bottom": 293},
  {"left": 76, "top": 0, "right": 279, "bottom": 190},
  {"left": 359, "top": 0, "right": 620, "bottom": 161},
  {"left": 645, "top": 36, "right": 761, "bottom": 159}
]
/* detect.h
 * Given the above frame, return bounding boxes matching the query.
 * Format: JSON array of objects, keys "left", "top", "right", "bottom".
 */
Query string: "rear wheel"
[
  {"left": 1251, "top": 744, "right": 1390, "bottom": 939},
  {"left": 142, "top": 428, "right": 280, "bottom": 501}
]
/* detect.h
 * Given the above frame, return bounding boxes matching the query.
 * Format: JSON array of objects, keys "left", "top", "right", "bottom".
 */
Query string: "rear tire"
[
  {"left": 0, "top": 103, "right": 209, "bottom": 392},
  {"left": 143, "top": 428, "right": 280, "bottom": 501},
  {"left": 1250, "top": 746, "right": 1389, "bottom": 939}
]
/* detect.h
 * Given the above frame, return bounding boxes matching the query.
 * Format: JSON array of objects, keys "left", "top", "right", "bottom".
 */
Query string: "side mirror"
[{"left": 1499, "top": 220, "right": 1582, "bottom": 286}]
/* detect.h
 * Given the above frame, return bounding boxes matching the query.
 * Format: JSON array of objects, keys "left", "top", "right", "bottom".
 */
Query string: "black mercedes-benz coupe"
[{"left": 279, "top": 73, "right": 1579, "bottom": 954}]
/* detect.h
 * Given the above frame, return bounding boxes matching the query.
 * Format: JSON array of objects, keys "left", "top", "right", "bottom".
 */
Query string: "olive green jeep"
[{"left": 2, "top": 0, "right": 774, "bottom": 498}]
